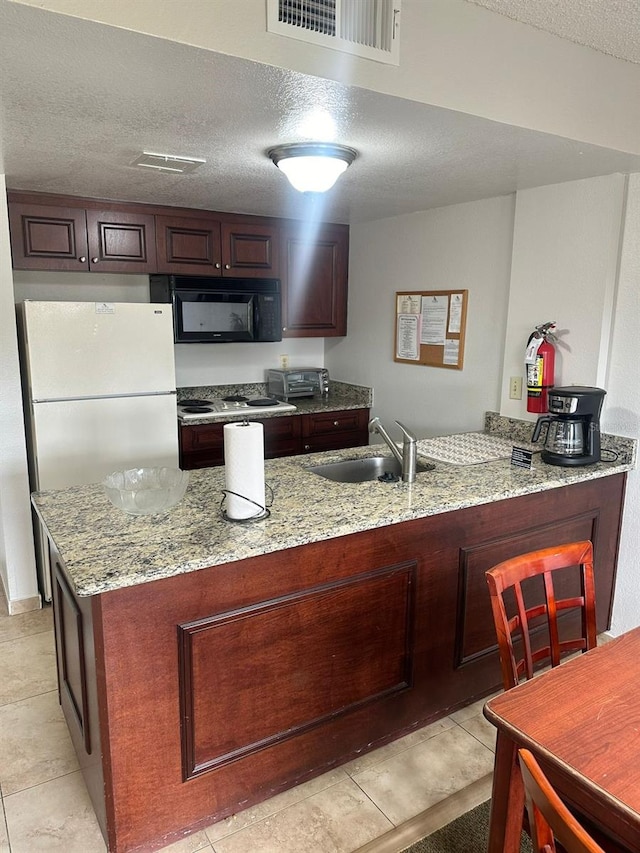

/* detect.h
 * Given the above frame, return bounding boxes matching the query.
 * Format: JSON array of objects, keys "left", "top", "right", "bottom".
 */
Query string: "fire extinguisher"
[{"left": 525, "top": 321, "right": 556, "bottom": 414}]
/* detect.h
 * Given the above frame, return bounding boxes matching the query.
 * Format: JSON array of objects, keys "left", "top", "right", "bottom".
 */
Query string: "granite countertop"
[
  {"left": 32, "top": 415, "right": 636, "bottom": 598},
  {"left": 177, "top": 380, "right": 372, "bottom": 424}
]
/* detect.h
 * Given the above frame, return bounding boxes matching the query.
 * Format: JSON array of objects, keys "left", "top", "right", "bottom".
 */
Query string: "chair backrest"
[
  {"left": 485, "top": 541, "right": 597, "bottom": 690},
  {"left": 519, "top": 749, "right": 605, "bottom": 853}
]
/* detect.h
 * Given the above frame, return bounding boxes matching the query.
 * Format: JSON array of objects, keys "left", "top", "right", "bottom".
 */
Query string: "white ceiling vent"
[
  {"left": 267, "top": 0, "right": 400, "bottom": 66},
  {"left": 131, "top": 152, "right": 206, "bottom": 174}
]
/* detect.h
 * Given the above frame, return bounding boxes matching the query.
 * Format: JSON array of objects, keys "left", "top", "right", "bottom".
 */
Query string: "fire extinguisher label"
[
  {"left": 527, "top": 357, "right": 543, "bottom": 392},
  {"left": 525, "top": 337, "right": 542, "bottom": 364}
]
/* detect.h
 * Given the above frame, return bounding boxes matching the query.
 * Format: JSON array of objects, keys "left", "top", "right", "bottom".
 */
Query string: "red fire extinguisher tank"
[{"left": 525, "top": 322, "right": 556, "bottom": 414}]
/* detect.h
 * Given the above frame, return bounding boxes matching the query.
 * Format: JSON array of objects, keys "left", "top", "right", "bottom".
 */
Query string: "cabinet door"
[
  {"left": 180, "top": 423, "right": 225, "bottom": 469},
  {"left": 282, "top": 223, "right": 348, "bottom": 337},
  {"left": 156, "top": 215, "right": 223, "bottom": 275},
  {"left": 301, "top": 409, "right": 369, "bottom": 453},
  {"left": 221, "top": 222, "right": 279, "bottom": 278},
  {"left": 9, "top": 203, "right": 89, "bottom": 270},
  {"left": 86, "top": 210, "right": 157, "bottom": 273},
  {"left": 262, "top": 415, "right": 302, "bottom": 459}
]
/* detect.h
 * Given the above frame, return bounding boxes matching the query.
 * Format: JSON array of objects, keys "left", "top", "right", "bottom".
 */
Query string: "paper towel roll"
[{"left": 223, "top": 421, "right": 266, "bottom": 520}]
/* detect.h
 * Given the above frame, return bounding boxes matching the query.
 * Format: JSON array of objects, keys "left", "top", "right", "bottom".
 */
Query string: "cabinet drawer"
[
  {"left": 301, "top": 408, "right": 369, "bottom": 454},
  {"left": 302, "top": 409, "right": 368, "bottom": 438}
]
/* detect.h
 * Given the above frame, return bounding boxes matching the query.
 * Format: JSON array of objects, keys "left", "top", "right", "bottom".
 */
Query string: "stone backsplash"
[{"left": 485, "top": 411, "right": 637, "bottom": 466}]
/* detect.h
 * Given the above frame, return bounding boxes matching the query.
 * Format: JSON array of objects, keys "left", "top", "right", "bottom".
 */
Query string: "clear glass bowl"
[{"left": 102, "top": 467, "right": 189, "bottom": 516}]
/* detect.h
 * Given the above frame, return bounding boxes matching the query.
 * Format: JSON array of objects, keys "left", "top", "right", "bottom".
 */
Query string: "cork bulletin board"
[{"left": 394, "top": 290, "right": 468, "bottom": 369}]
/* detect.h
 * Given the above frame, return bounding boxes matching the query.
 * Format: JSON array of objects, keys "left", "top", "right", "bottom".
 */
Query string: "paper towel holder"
[
  {"left": 222, "top": 418, "right": 271, "bottom": 522},
  {"left": 220, "top": 485, "right": 273, "bottom": 523}
]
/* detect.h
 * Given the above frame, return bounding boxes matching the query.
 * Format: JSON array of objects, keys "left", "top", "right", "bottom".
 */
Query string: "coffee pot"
[{"left": 531, "top": 386, "right": 606, "bottom": 466}]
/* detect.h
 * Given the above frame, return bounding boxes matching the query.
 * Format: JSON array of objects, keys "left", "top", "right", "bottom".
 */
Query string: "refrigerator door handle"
[{"left": 32, "top": 391, "right": 177, "bottom": 404}]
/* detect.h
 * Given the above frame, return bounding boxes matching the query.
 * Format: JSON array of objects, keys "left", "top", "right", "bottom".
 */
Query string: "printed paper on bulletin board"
[{"left": 394, "top": 290, "right": 468, "bottom": 369}]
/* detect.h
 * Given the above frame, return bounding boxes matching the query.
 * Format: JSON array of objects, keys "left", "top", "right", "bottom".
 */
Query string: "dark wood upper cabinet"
[
  {"left": 156, "top": 215, "right": 279, "bottom": 278},
  {"left": 9, "top": 203, "right": 89, "bottom": 270},
  {"left": 281, "top": 223, "right": 349, "bottom": 337},
  {"left": 155, "top": 215, "right": 223, "bottom": 276},
  {"left": 86, "top": 210, "right": 157, "bottom": 273},
  {"left": 221, "top": 221, "right": 279, "bottom": 278},
  {"left": 7, "top": 193, "right": 348, "bottom": 337},
  {"left": 9, "top": 200, "right": 156, "bottom": 273}
]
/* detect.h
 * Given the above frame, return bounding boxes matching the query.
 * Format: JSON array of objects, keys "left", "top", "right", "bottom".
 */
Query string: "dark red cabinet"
[
  {"left": 10, "top": 201, "right": 156, "bottom": 272},
  {"left": 156, "top": 215, "right": 279, "bottom": 278},
  {"left": 180, "top": 409, "right": 369, "bottom": 469},
  {"left": 281, "top": 222, "right": 349, "bottom": 337}
]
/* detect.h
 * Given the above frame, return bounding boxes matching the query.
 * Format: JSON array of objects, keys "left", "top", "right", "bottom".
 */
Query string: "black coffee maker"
[{"left": 531, "top": 386, "right": 606, "bottom": 466}]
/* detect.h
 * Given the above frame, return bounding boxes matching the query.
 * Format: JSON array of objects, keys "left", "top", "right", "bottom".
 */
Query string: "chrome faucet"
[{"left": 368, "top": 417, "right": 418, "bottom": 483}]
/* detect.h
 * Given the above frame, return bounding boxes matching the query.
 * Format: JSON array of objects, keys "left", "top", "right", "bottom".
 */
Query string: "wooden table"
[{"left": 483, "top": 626, "right": 640, "bottom": 852}]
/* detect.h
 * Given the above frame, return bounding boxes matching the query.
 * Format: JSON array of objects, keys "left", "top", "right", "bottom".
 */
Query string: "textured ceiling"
[
  {"left": 2, "top": 0, "right": 640, "bottom": 224},
  {"left": 466, "top": 0, "right": 640, "bottom": 64}
]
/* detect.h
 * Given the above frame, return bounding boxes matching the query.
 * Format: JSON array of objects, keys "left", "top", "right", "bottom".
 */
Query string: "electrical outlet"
[
  {"left": 280, "top": 354, "right": 289, "bottom": 369},
  {"left": 509, "top": 376, "right": 523, "bottom": 400}
]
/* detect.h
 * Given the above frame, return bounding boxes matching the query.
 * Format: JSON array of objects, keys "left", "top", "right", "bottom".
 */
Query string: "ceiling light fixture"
[{"left": 268, "top": 143, "right": 357, "bottom": 193}]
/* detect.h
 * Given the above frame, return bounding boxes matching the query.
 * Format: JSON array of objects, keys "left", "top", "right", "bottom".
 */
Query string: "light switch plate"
[{"left": 509, "top": 376, "right": 523, "bottom": 400}]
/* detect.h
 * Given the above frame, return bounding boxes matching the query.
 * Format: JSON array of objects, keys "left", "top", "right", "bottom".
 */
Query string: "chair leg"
[{"left": 488, "top": 731, "right": 525, "bottom": 853}]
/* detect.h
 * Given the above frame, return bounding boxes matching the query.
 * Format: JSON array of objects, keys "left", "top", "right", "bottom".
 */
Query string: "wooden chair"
[
  {"left": 519, "top": 748, "right": 605, "bottom": 852},
  {"left": 485, "top": 541, "right": 597, "bottom": 690}
]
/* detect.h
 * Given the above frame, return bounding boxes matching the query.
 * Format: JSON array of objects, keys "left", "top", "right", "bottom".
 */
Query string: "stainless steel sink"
[{"left": 307, "top": 456, "right": 434, "bottom": 483}]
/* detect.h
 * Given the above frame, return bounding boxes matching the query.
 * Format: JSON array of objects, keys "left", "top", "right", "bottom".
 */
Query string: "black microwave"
[{"left": 150, "top": 275, "right": 282, "bottom": 343}]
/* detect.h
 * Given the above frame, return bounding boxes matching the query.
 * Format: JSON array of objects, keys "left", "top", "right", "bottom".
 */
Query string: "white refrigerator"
[{"left": 20, "top": 301, "right": 179, "bottom": 600}]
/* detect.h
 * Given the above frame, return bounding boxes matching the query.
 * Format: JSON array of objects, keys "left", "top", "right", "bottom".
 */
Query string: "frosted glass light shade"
[
  {"left": 277, "top": 155, "right": 348, "bottom": 192},
  {"left": 269, "top": 143, "right": 357, "bottom": 193}
]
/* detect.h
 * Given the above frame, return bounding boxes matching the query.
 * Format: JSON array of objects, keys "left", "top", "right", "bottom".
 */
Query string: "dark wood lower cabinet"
[
  {"left": 301, "top": 407, "right": 369, "bottom": 453},
  {"left": 50, "top": 474, "right": 626, "bottom": 853},
  {"left": 180, "top": 409, "right": 369, "bottom": 469}
]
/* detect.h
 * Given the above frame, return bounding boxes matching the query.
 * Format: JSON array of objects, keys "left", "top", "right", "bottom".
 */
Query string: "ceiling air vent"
[
  {"left": 131, "top": 152, "right": 206, "bottom": 174},
  {"left": 267, "top": 0, "right": 400, "bottom": 65}
]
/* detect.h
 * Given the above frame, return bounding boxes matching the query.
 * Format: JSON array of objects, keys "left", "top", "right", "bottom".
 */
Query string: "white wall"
[
  {"left": 326, "top": 194, "right": 515, "bottom": 437},
  {"left": 603, "top": 174, "right": 640, "bottom": 635},
  {"left": 496, "top": 172, "right": 639, "bottom": 635},
  {"left": 500, "top": 174, "right": 626, "bottom": 420},
  {"left": 175, "top": 339, "right": 324, "bottom": 387},
  {"left": 19, "top": 0, "right": 640, "bottom": 156},
  {"left": 12, "top": 270, "right": 150, "bottom": 304},
  {"left": 0, "top": 176, "right": 39, "bottom": 610}
]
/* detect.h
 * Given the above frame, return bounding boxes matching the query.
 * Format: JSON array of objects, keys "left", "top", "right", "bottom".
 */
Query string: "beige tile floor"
[{"left": 0, "top": 587, "right": 498, "bottom": 853}]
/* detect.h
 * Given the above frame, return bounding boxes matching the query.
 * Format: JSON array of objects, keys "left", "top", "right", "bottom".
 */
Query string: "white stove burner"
[{"left": 178, "top": 397, "right": 297, "bottom": 421}]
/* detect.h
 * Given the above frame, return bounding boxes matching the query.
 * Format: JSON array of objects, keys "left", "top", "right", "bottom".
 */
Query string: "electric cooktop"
[{"left": 177, "top": 395, "right": 297, "bottom": 422}]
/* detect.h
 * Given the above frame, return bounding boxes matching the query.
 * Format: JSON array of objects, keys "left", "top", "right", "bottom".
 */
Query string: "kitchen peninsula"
[{"left": 33, "top": 420, "right": 635, "bottom": 853}]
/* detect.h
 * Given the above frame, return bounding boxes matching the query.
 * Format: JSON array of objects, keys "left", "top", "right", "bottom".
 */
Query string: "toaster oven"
[{"left": 267, "top": 368, "right": 329, "bottom": 401}]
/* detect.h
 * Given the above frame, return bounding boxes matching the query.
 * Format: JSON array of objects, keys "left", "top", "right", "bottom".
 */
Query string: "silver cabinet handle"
[
  {"left": 304, "top": 444, "right": 311, "bottom": 451},
  {"left": 333, "top": 420, "right": 340, "bottom": 427},
  {"left": 78, "top": 256, "right": 86, "bottom": 263},
  {"left": 91, "top": 257, "right": 99, "bottom": 263},
  {"left": 215, "top": 262, "right": 221, "bottom": 269},
  {"left": 224, "top": 264, "right": 231, "bottom": 270}
]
